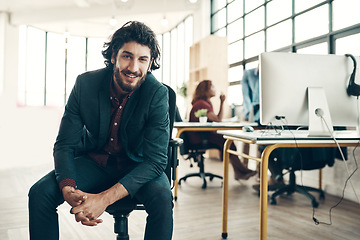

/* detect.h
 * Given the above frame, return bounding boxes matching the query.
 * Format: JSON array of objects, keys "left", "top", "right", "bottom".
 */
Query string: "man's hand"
[
  {"left": 71, "top": 190, "right": 107, "bottom": 226},
  {"left": 62, "top": 186, "right": 87, "bottom": 207},
  {"left": 69, "top": 183, "right": 129, "bottom": 226}
]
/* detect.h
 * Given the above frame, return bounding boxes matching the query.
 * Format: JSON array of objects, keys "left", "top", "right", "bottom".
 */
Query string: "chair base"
[
  {"left": 269, "top": 171, "right": 325, "bottom": 208},
  {"left": 178, "top": 172, "right": 223, "bottom": 189},
  {"left": 113, "top": 213, "right": 130, "bottom": 240}
]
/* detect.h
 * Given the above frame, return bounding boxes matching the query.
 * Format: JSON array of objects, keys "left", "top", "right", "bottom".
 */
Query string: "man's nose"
[{"left": 128, "top": 59, "right": 139, "bottom": 72}]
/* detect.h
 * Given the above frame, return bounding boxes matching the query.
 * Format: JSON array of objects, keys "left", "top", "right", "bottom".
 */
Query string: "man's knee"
[{"left": 28, "top": 171, "right": 63, "bottom": 208}]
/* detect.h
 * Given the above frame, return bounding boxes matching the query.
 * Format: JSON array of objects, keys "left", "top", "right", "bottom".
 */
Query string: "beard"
[{"left": 113, "top": 65, "right": 146, "bottom": 93}]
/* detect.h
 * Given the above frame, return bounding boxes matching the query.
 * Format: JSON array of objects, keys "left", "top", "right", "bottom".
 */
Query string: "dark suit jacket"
[{"left": 53, "top": 68, "right": 170, "bottom": 197}]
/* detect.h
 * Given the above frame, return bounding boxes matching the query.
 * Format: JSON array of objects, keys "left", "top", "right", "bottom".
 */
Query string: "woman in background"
[{"left": 188, "top": 80, "right": 256, "bottom": 180}]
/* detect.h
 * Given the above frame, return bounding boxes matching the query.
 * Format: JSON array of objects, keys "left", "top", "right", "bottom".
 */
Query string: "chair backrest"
[
  {"left": 163, "top": 84, "right": 176, "bottom": 184},
  {"left": 270, "top": 147, "right": 336, "bottom": 171}
]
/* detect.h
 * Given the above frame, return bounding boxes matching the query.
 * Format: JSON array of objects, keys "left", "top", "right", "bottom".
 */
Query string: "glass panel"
[
  {"left": 228, "top": 0, "right": 243, "bottom": 22},
  {"left": 228, "top": 65, "right": 243, "bottom": 82},
  {"left": 245, "top": 61, "right": 258, "bottom": 70},
  {"left": 267, "top": 0, "right": 292, "bottom": 26},
  {"left": 18, "top": 25, "right": 27, "bottom": 105},
  {"left": 214, "top": 28, "right": 227, "bottom": 37},
  {"left": 66, "top": 35, "right": 86, "bottom": 102},
  {"left": 87, "top": 37, "right": 107, "bottom": 71},
  {"left": 227, "top": 84, "right": 243, "bottom": 105},
  {"left": 333, "top": 0, "right": 360, "bottom": 31},
  {"left": 177, "top": 23, "right": 185, "bottom": 89},
  {"left": 336, "top": 33, "right": 360, "bottom": 56},
  {"left": 295, "top": 5, "right": 328, "bottom": 43},
  {"left": 170, "top": 28, "right": 178, "bottom": 88},
  {"left": 25, "top": 27, "right": 46, "bottom": 106},
  {"left": 244, "top": 31, "right": 264, "bottom": 59},
  {"left": 267, "top": 20, "right": 292, "bottom": 51},
  {"left": 244, "top": 6, "right": 264, "bottom": 36},
  {"left": 212, "top": 8, "right": 227, "bottom": 32},
  {"left": 295, "top": 0, "right": 324, "bottom": 13},
  {"left": 212, "top": 0, "right": 227, "bottom": 13},
  {"left": 227, "top": 18, "right": 243, "bottom": 43},
  {"left": 228, "top": 40, "right": 243, "bottom": 64},
  {"left": 152, "top": 35, "right": 162, "bottom": 83},
  {"left": 46, "top": 32, "right": 65, "bottom": 106},
  {"left": 245, "top": 0, "right": 264, "bottom": 13},
  {"left": 162, "top": 32, "right": 171, "bottom": 86},
  {"left": 296, "top": 42, "right": 328, "bottom": 54},
  {"left": 184, "top": 16, "right": 194, "bottom": 83}
]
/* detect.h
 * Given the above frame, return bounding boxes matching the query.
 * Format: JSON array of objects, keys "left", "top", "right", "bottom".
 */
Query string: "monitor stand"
[{"left": 307, "top": 87, "right": 334, "bottom": 137}]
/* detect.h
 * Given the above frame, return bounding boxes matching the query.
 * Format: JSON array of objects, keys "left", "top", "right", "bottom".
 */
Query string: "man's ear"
[
  {"left": 148, "top": 58, "right": 154, "bottom": 72},
  {"left": 111, "top": 53, "right": 115, "bottom": 64}
]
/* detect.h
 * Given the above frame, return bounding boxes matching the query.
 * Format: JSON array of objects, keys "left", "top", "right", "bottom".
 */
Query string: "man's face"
[{"left": 112, "top": 41, "right": 153, "bottom": 93}]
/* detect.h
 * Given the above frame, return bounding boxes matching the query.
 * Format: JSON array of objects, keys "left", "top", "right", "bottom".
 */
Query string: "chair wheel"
[
  {"left": 209, "top": 176, "right": 214, "bottom": 181},
  {"left": 270, "top": 198, "right": 277, "bottom": 205},
  {"left": 202, "top": 182, "right": 207, "bottom": 189},
  {"left": 319, "top": 192, "right": 325, "bottom": 200}
]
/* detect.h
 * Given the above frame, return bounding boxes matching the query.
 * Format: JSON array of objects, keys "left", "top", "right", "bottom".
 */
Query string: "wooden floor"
[{"left": 1, "top": 157, "right": 359, "bottom": 240}]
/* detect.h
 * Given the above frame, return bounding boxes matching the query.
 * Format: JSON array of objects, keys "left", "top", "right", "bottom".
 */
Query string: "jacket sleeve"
[
  {"left": 119, "top": 85, "right": 170, "bottom": 197},
  {"left": 53, "top": 77, "right": 84, "bottom": 188}
]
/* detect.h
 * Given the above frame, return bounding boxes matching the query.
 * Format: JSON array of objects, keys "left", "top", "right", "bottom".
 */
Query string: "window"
[
  {"left": 18, "top": 15, "right": 194, "bottom": 107},
  {"left": 294, "top": 5, "right": 328, "bottom": 43},
  {"left": 211, "top": 0, "right": 360, "bottom": 109}
]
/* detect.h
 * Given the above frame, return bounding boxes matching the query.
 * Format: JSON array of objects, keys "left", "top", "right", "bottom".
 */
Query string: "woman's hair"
[
  {"left": 191, "top": 80, "right": 212, "bottom": 105},
  {"left": 102, "top": 21, "right": 161, "bottom": 71}
]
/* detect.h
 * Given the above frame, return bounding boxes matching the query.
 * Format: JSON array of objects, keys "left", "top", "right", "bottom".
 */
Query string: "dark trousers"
[{"left": 28, "top": 155, "right": 173, "bottom": 240}]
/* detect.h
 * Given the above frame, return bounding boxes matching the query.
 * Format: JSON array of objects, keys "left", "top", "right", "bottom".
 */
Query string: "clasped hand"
[{"left": 62, "top": 186, "right": 106, "bottom": 226}]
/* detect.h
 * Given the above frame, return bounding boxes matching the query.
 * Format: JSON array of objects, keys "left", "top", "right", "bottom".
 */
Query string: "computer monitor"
[{"left": 259, "top": 52, "right": 359, "bottom": 136}]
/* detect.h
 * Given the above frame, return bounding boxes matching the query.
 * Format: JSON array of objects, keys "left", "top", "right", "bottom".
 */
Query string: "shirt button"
[
  {"left": 110, "top": 97, "right": 113, "bottom": 100},
  {"left": 114, "top": 122, "right": 118, "bottom": 126},
  {"left": 119, "top": 106, "right": 122, "bottom": 109},
  {"left": 110, "top": 138, "right": 114, "bottom": 141},
  {"left": 108, "top": 151, "right": 111, "bottom": 154}
]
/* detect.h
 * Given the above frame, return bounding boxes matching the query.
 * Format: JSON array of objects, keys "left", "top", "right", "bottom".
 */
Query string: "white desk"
[{"left": 217, "top": 129, "right": 360, "bottom": 240}]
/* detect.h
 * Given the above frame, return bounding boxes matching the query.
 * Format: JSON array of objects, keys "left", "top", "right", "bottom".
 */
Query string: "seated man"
[{"left": 28, "top": 21, "right": 173, "bottom": 240}]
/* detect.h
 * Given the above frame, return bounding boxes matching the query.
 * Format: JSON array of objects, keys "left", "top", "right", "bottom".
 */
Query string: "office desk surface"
[{"left": 217, "top": 129, "right": 360, "bottom": 144}]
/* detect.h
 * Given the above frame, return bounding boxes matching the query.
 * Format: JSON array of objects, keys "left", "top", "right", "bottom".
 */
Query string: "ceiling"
[{"left": 0, "top": 0, "right": 201, "bottom": 38}]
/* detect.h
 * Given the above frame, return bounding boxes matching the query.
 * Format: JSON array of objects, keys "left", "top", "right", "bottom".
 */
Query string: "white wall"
[{"left": 0, "top": 13, "right": 63, "bottom": 169}]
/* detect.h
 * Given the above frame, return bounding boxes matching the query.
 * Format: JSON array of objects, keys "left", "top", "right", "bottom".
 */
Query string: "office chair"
[
  {"left": 268, "top": 147, "right": 337, "bottom": 208},
  {"left": 105, "top": 84, "right": 183, "bottom": 240},
  {"left": 178, "top": 131, "right": 222, "bottom": 189}
]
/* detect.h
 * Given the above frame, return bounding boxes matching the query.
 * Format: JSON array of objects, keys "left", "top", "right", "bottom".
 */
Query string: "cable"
[{"left": 312, "top": 114, "right": 360, "bottom": 226}]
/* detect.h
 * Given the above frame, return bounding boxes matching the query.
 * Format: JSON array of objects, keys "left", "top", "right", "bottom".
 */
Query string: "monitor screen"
[{"left": 259, "top": 52, "right": 359, "bottom": 134}]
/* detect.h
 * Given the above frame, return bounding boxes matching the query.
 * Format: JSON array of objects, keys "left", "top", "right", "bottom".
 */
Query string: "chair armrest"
[
  {"left": 169, "top": 138, "right": 183, "bottom": 147},
  {"left": 169, "top": 138, "right": 183, "bottom": 185}
]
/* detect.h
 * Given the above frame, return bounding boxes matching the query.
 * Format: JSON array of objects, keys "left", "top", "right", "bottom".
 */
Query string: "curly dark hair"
[
  {"left": 102, "top": 21, "right": 161, "bottom": 71},
  {"left": 191, "top": 80, "right": 213, "bottom": 105}
]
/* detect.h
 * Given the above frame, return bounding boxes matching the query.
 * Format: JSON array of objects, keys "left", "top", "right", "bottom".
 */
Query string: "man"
[
  {"left": 242, "top": 67, "right": 284, "bottom": 189},
  {"left": 242, "top": 67, "right": 260, "bottom": 124},
  {"left": 241, "top": 67, "right": 260, "bottom": 169},
  {"left": 28, "top": 21, "right": 173, "bottom": 240}
]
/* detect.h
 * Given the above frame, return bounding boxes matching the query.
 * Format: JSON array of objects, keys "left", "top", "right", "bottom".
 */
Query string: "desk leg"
[
  {"left": 259, "top": 145, "right": 278, "bottom": 240},
  {"left": 222, "top": 139, "right": 233, "bottom": 239},
  {"left": 174, "top": 168, "right": 178, "bottom": 201}
]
